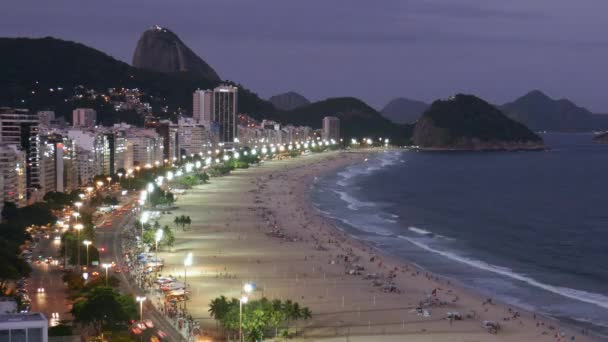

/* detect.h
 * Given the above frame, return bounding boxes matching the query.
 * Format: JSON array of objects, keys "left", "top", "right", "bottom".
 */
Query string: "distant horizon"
[{"left": 1, "top": 0, "right": 607, "bottom": 113}]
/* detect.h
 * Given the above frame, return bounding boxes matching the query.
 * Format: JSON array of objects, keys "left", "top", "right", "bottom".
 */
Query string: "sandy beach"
[{"left": 154, "top": 150, "right": 596, "bottom": 341}]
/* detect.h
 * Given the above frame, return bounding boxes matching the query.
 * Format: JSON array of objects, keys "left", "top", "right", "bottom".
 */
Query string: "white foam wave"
[
  {"left": 332, "top": 190, "right": 376, "bottom": 211},
  {"left": 408, "top": 226, "right": 434, "bottom": 236},
  {"left": 336, "top": 151, "right": 402, "bottom": 186},
  {"left": 336, "top": 217, "right": 393, "bottom": 236},
  {"left": 398, "top": 235, "right": 608, "bottom": 310}
]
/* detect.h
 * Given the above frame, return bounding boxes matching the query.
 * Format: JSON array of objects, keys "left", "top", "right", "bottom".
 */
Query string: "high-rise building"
[
  {"left": 37, "top": 111, "right": 55, "bottom": 127},
  {"left": 72, "top": 108, "right": 97, "bottom": 128},
  {"left": 0, "top": 144, "right": 27, "bottom": 207},
  {"left": 172, "top": 118, "right": 215, "bottom": 158},
  {"left": 212, "top": 85, "right": 238, "bottom": 143},
  {"left": 193, "top": 90, "right": 213, "bottom": 126},
  {"left": 322, "top": 116, "right": 340, "bottom": 142},
  {"left": 0, "top": 109, "right": 40, "bottom": 199}
]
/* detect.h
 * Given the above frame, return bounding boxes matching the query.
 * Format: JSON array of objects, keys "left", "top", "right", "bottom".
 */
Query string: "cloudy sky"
[{"left": 2, "top": 0, "right": 607, "bottom": 112}]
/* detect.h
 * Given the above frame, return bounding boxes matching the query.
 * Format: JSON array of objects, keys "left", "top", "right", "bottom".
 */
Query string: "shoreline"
[{"left": 155, "top": 150, "right": 597, "bottom": 341}]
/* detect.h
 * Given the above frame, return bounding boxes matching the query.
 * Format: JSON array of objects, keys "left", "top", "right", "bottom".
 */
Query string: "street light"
[
  {"left": 74, "top": 201, "right": 82, "bottom": 213},
  {"left": 74, "top": 224, "right": 83, "bottom": 268},
  {"left": 140, "top": 211, "right": 149, "bottom": 242},
  {"left": 240, "top": 283, "right": 253, "bottom": 342},
  {"left": 155, "top": 228, "right": 163, "bottom": 266},
  {"left": 78, "top": 193, "right": 85, "bottom": 200},
  {"left": 72, "top": 212, "right": 80, "bottom": 223},
  {"left": 102, "top": 263, "right": 111, "bottom": 285},
  {"left": 83, "top": 240, "right": 91, "bottom": 266},
  {"left": 183, "top": 252, "right": 193, "bottom": 309},
  {"left": 136, "top": 296, "right": 146, "bottom": 321}
]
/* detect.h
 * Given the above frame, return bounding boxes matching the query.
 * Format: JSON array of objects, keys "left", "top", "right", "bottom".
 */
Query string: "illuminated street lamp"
[
  {"left": 136, "top": 296, "right": 146, "bottom": 321},
  {"left": 74, "top": 224, "right": 83, "bottom": 268},
  {"left": 102, "top": 263, "right": 111, "bottom": 285},
  {"left": 239, "top": 283, "right": 253, "bottom": 342},
  {"left": 78, "top": 193, "right": 85, "bottom": 200},
  {"left": 72, "top": 211, "right": 80, "bottom": 223},
  {"left": 140, "top": 211, "right": 149, "bottom": 242},
  {"left": 83, "top": 240, "right": 91, "bottom": 266},
  {"left": 183, "top": 252, "right": 193, "bottom": 309},
  {"left": 154, "top": 228, "right": 163, "bottom": 262},
  {"left": 74, "top": 201, "right": 82, "bottom": 213}
]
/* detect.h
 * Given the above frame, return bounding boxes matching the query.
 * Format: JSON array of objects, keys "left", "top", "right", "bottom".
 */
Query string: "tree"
[
  {"left": 71, "top": 286, "right": 137, "bottom": 336},
  {"left": 209, "top": 295, "right": 231, "bottom": 331},
  {"left": 162, "top": 225, "right": 175, "bottom": 249}
]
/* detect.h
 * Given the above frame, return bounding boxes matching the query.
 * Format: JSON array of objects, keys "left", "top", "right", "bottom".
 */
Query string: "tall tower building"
[
  {"left": 0, "top": 109, "right": 40, "bottom": 199},
  {"left": 193, "top": 90, "right": 213, "bottom": 126},
  {"left": 72, "top": 108, "right": 97, "bottom": 128},
  {"left": 212, "top": 85, "right": 238, "bottom": 143},
  {"left": 322, "top": 116, "right": 340, "bottom": 142}
]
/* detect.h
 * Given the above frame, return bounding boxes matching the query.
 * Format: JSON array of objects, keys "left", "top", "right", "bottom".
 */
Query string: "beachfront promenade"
[{"left": 128, "top": 152, "right": 592, "bottom": 341}]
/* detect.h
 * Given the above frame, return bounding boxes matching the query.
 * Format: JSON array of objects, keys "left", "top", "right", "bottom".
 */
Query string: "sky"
[{"left": 1, "top": 0, "right": 607, "bottom": 112}]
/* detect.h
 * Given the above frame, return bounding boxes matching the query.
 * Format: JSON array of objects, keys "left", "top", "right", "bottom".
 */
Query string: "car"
[
  {"left": 36, "top": 287, "right": 45, "bottom": 294},
  {"left": 54, "top": 236, "right": 61, "bottom": 241},
  {"left": 134, "top": 321, "right": 147, "bottom": 330},
  {"left": 143, "top": 319, "right": 154, "bottom": 328}
]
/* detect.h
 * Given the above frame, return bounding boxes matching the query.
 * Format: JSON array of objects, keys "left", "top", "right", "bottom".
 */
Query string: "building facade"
[
  {"left": 322, "top": 116, "right": 340, "bottom": 142},
  {"left": 0, "top": 313, "right": 48, "bottom": 342},
  {"left": 0, "top": 145, "right": 27, "bottom": 207},
  {"left": 212, "top": 85, "right": 238, "bottom": 143},
  {"left": 193, "top": 89, "right": 213, "bottom": 126},
  {"left": 72, "top": 108, "right": 97, "bottom": 128}
]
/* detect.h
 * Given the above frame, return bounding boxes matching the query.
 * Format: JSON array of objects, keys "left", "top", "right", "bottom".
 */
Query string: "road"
[
  {"left": 28, "top": 233, "right": 72, "bottom": 326},
  {"left": 99, "top": 201, "right": 187, "bottom": 342}
]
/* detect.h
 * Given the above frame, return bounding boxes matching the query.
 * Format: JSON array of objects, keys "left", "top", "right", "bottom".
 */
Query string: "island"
[
  {"left": 593, "top": 132, "right": 608, "bottom": 144},
  {"left": 412, "top": 94, "right": 544, "bottom": 151}
]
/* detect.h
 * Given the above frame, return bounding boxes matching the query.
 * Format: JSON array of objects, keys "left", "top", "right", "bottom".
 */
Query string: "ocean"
[{"left": 311, "top": 133, "right": 608, "bottom": 337}]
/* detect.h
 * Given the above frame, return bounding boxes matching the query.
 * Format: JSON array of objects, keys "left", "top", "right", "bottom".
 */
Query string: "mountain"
[
  {"left": 381, "top": 98, "right": 429, "bottom": 124},
  {"left": 132, "top": 26, "right": 220, "bottom": 82},
  {"left": 501, "top": 90, "right": 607, "bottom": 132},
  {"left": 413, "top": 94, "right": 543, "bottom": 150},
  {"left": 0, "top": 36, "right": 274, "bottom": 124},
  {"left": 278, "top": 97, "right": 412, "bottom": 145},
  {"left": 269, "top": 91, "right": 310, "bottom": 111},
  {"left": 593, "top": 132, "right": 608, "bottom": 144}
]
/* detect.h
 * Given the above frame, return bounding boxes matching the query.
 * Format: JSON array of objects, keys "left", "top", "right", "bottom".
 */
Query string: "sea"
[{"left": 311, "top": 133, "right": 608, "bottom": 338}]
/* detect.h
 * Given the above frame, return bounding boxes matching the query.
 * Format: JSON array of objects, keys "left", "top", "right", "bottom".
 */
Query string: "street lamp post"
[
  {"left": 154, "top": 228, "right": 163, "bottom": 276},
  {"left": 83, "top": 240, "right": 91, "bottom": 267},
  {"left": 102, "top": 263, "right": 111, "bottom": 285},
  {"left": 136, "top": 296, "right": 146, "bottom": 321},
  {"left": 183, "top": 252, "right": 193, "bottom": 309},
  {"left": 74, "top": 223, "right": 83, "bottom": 268},
  {"left": 239, "top": 283, "right": 253, "bottom": 342},
  {"left": 140, "top": 211, "right": 149, "bottom": 244}
]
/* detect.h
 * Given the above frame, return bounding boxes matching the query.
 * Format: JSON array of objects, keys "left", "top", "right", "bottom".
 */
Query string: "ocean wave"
[
  {"left": 336, "top": 151, "right": 403, "bottom": 186},
  {"left": 332, "top": 190, "right": 376, "bottom": 210},
  {"left": 408, "top": 226, "right": 434, "bottom": 236},
  {"left": 335, "top": 217, "right": 393, "bottom": 236},
  {"left": 398, "top": 235, "right": 608, "bottom": 310}
]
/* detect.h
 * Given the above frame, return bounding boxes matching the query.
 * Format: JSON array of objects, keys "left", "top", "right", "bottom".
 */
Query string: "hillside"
[
  {"left": 132, "top": 26, "right": 221, "bottom": 82},
  {"left": 269, "top": 91, "right": 310, "bottom": 111},
  {"left": 381, "top": 98, "right": 429, "bottom": 124},
  {"left": 0, "top": 36, "right": 274, "bottom": 123},
  {"left": 593, "top": 132, "right": 608, "bottom": 144},
  {"left": 413, "top": 95, "right": 543, "bottom": 150},
  {"left": 279, "top": 97, "right": 412, "bottom": 144},
  {"left": 501, "top": 90, "right": 608, "bottom": 132}
]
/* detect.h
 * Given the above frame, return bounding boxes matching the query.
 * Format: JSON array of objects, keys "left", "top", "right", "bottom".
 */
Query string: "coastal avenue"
[{"left": 98, "top": 197, "right": 186, "bottom": 341}]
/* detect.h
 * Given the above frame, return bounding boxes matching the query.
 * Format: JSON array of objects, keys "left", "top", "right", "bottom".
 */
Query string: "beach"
[{"left": 154, "top": 150, "right": 596, "bottom": 341}]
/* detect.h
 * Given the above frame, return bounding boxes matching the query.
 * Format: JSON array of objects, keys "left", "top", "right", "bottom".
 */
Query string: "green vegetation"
[
  {"left": 0, "top": 202, "right": 56, "bottom": 291},
  {"left": 209, "top": 296, "right": 312, "bottom": 341},
  {"left": 142, "top": 224, "right": 175, "bottom": 250},
  {"left": 413, "top": 94, "right": 542, "bottom": 148},
  {"left": 71, "top": 286, "right": 137, "bottom": 336},
  {"left": 43, "top": 190, "right": 82, "bottom": 210},
  {"left": 173, "top": 215, "right": 191, "bottom": 231}
]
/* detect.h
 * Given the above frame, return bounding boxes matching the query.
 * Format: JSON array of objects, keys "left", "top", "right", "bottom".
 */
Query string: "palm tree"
[{"left": 208, "top": 296, "right": 230, "bottom": 331}]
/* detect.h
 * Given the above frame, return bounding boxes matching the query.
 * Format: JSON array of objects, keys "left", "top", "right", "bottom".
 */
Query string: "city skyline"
[{"left": 1, "top": 0, "right": 607, "bottom": 112}]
